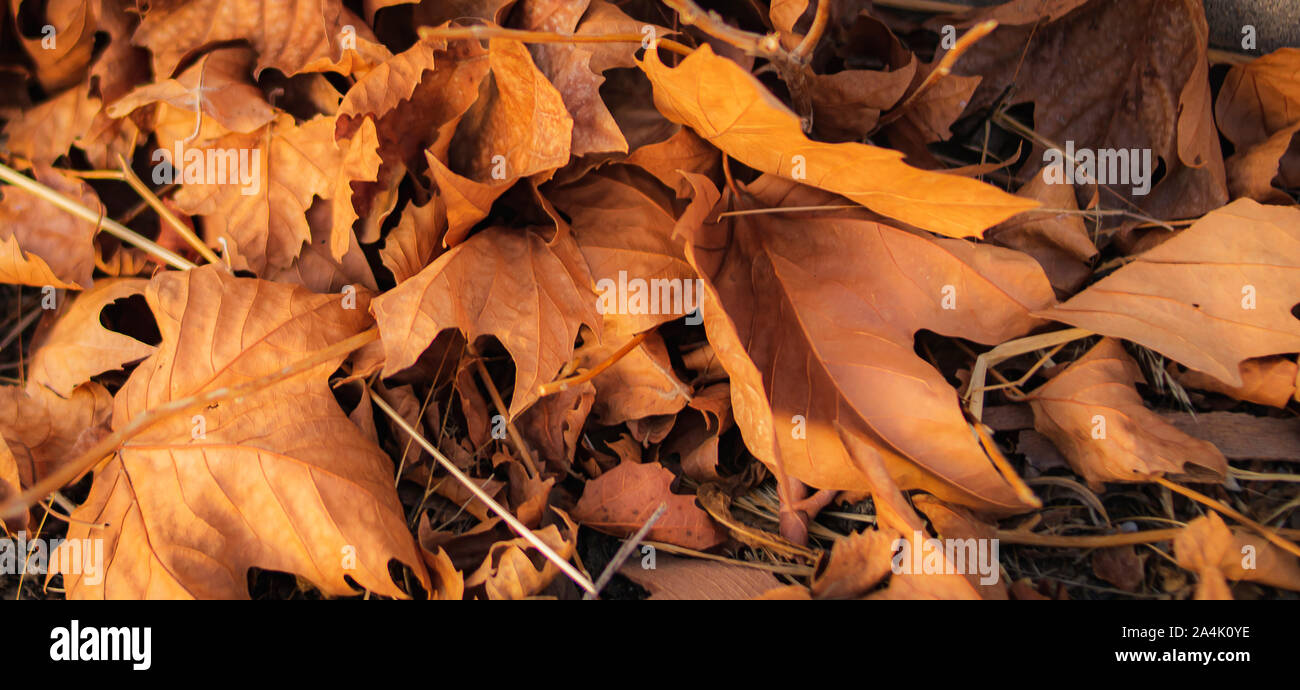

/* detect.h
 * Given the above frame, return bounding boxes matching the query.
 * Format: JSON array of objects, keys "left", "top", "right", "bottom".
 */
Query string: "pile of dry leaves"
[{"left": 1, "top": 0, "right": 1299, "bottom": 600}]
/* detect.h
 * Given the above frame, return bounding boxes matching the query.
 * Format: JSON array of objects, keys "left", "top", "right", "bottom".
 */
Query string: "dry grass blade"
[
  {"left": 965, "top": 328, "right": 1093, "bottom": 419},
  {"left": 0, "top": 162, "right": 196, "bottom": 271},
  {"left": 115, "top": 153, "right": 223, "bottom": 266}
]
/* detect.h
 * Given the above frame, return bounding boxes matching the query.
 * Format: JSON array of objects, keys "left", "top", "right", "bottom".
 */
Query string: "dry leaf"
[
  {"left": 448, "top": 38, "right": 574, "bottom": 182},
  {"left": 680, "top": 172, "right": 1052, "bottom": 513},
  {"left": 56, "top": 267, "right": 428, "bottom": 599},
  {"left": 107, "top": 46, "right": 276, "bottom": 134},
  {"left": 27, "top": 278, "right": 155, "bottom": 397},
  {"left": 0, "top": 165, "right": 101, "bottom": 289},
  {"left": 1040, "top": 200, "right": 1300, "bottom": 387},
  {"left": 945, "top": 0, "right": 1227, "bottom": 222},
  {"left": 372, "top": 225, "right": 599, "bottom": 418},
  {"left": 640, "top": 44, "right": 1037, "bottom": 238},
  {"left": 165, "top": 113, "right": 382, "bottom": 272},
  {"left": 462, "top": 507, "right": 579, "bottom": 599},
  {"left": 133, "top": 0, "right": 391, "bottom": 78},
  {"left": 986, "top": 168, "right": 1098, "bottom": 295},
  {"left": 1174, "top": 513, "right": 1300, "bottom": 599},
  {"left": 1216, "top": 48, "right": 1300, "bottom": 193},
  {"left": 0, "top": 381, "right": 113, "bottom": 490},
  {"left": 618, "top": 554, "right": 782, "bottom": 600},
  {"left": 572, "top": 459, "right": 727, "bottom": 550},
  {"left": 1172, "top": 356, "right": 1298, "bottom": 409},
  {"left": 810, "top": 528, "right": 895, "bottom": 599},
  {"left": 1028, "top": 338, "right": 1227, "bottom": 486}
]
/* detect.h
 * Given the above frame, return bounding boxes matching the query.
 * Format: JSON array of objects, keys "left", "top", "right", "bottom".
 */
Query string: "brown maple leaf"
[
  {"left": 158, "top": 112, "right": 382, "bottom": 272},
  {"left": 619, "top": 554, "right": 782, "bottom": 600},
  {"left": 0, "top": 165, "right": 101, "bottom": 289},
  {"left": 55, "top": 266, "right": 428, "bottom": 599},
  {"left": 517, "top": 0, "right": 627, "bottom": 157},
  {"left": 107, "top": 46, "right": 276, "bottom": 135},
  {"left": 1215, "top": 48, "right": 1300, "bottom": 201},
  {"left": 941, "top": 0, "right": 1227, "bottom": 223},
  {"left": 132, "top": 0, "right": 391, "bottom": 78},
  {"left": 371, "top": 223, "right": 599, "bottom": 418},
  {"left": 334, "top": 36, "right": 491, "bottom": 239},
  {"left": 1028, "top": 338, "right": 1227, "bottom": 486},
  {"left": 1174, "top": 513, "right": 1300, "bottom": 600},
  {"left": 1171, "top": 357, "right": 1298, "bottom": 409},
  {"left": 9, "top": 0, "right": 95, "bottom": 91},
  {"left": 679, "top": 172, "right": 1053, "bottom": 513},
  {"left": 448, "top": 37, "right": 574, "bottom": 183},
  {"left": 0, "top": 381, "right": 113, "bottom": 494}
]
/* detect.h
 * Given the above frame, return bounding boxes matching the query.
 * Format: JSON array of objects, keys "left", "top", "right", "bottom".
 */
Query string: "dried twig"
[
  {"left": 466, "top": 345, "right": 540, "bottom": 478},
  {"left": 585, "top": 502, "right": 668, "bottom": 599}
]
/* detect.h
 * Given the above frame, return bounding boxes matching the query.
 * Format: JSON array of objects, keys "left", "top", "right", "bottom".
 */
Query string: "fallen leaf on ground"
[
  {"left": 1028, "top": 338, "right": 1227, "bottom": 486},
  {"left": 55, "top": 267, "right": 428, "bottom": 599},
  {"left": 27, "top": 278, "right": 155, "bottom": 397},
  {"left": 1174, "top": 513, "right": 1300, "bottom": 600},
  {"left": 572, "top": 459, "right": 727, "bottom": 550},
  {"left": 640, "top": 44, "right": 1037, "bottom": 238},
  {"left": 1039, "top": 200, "right": 1300, "bottom": 387}
]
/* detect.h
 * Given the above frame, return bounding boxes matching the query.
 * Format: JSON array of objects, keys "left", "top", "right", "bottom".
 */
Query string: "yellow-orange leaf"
[{"left": 639, "top": 44, "right": 1037, "bottom": 238}]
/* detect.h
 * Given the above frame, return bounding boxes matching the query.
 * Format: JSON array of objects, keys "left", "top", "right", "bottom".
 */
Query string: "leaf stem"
[
  {"left": 875, "top": 20, "right": 998, "bottom": 130},
  {"left": 791, "top": 0, "right": 830, "bottom": 62}
]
